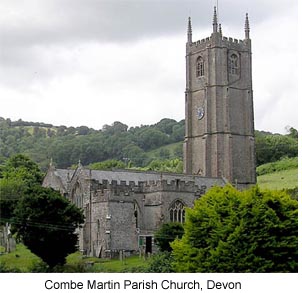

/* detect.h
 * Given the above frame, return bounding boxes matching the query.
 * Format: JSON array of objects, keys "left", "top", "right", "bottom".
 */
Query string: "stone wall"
[{"left": 42, "top": 165, "right": 226, "bottom": 258}]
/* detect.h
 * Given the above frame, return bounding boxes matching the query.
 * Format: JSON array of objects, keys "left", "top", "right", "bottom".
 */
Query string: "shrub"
[{"left": 172, "top": 185, "right": 298, "bottom": 272}]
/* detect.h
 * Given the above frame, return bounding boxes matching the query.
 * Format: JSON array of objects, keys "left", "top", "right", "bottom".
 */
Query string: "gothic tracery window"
[
  {"left": 196, "top": 56, "right": 204, "bottom": 77},
  {"left": 169, "top": 200, "right": 185, "bottom": 223},
  {"left": 72, "top": 182, "right": 83, "bottom": 208},
  {"left": 229, "top": 54, "right": 239, "bottom": 75}
]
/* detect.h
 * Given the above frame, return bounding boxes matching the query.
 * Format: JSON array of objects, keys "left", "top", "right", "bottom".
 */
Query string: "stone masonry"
[
  {"left": 183, "top": 8, "right": 256, "bottom": 188},
  {"left": 43, "top": 163, "right": 225, "bottom": 257}
]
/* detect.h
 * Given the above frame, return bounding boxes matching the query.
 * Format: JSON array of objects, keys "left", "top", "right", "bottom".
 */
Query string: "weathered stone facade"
[
  {"left": 43, "top": 164, "right": 225, "bottom": 257},
  {"left": 42, "top": 8, "right": 255, "bottom": 257},
  {"left": 183, "top": 9, "right": 256, "bottom": 188}
]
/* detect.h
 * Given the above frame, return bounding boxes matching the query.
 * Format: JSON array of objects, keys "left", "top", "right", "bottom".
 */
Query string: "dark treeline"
[{"left": 0, "top": 117, "right": 298, "bottom": 171}]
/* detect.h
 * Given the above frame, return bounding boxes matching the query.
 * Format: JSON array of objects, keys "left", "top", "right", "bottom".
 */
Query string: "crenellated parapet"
[
  {"left": 143, "top": 179, "right": 206, "bottom": 194},
  {"left": 191, "top": 37, "right": 211, "bottom": 48},
  {"left": 187, "top": 7, "right": 251, "bottom": 54},
  {"left": 221, "top": 36, "right": 250, "bottom": 51},
  {"left": 188, "top": 35, "right": 250, "bottom": 53},
  {"left": 89, "top": 177, "right": 209, "bottom": 202}
]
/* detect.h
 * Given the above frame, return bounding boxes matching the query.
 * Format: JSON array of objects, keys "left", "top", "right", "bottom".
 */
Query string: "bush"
[
  {"left": 147, "top": 251, "right": 174, "bottom": 273},
  {"left": 154, "top": 222, "right": 184, "bottom": 252},
  {"left": 172, "top": 185, "right": 298, "bottom": 272}
]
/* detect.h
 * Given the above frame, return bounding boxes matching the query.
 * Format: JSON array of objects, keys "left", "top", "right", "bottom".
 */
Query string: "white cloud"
[
  {"left": 0, "top": 0, "right": 298, "bottom": 134},
  {"left": 1, "top": 35, "right": 186, "bottom": 128},
  {"left": 252, "top": 11, "right": 298, "bottom": 133}
]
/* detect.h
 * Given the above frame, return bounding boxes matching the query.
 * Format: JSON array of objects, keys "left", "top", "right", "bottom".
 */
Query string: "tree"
[
  {"left": 122, "top": 144, "right": 148, "bottom": 167},
  {"left": 0, "top": 154, "right": 44, "bottom": 224},
  {"left": 147, "top": 251, "right": 174, "bottom": 273},
  {"left": 171, "top": 185, "right": 298, "bottom": 273},
  {"left": 155, "top": 118, "right": 177, "bottom": 135},
  {"left": 12, "top": 186, "right": 84, "bottom": 269},
  {"left": 0, "top": 154, "right": 43, "bottom": 184},
  {"left": 144, "top": 158, "right": 183, "bottom": 173},
  {"left": 286, "top": 126, "right": 298, "bottom": 139},
  {"left": 137, "top": 129, "right": 169, "bottom": 151},
  {"left": 102, "top": 121, "right": 128, "bottom": 134},
  {"left": 89, "top": 159, "right": 126, "bottom": 170},
  {"left": 154, "top": 222, "right": 184, "bottom": 252},
  {"left": 255, "top": 131, "right": 298, "bottom": 166},
  {"left": 0, "top": 178, "right": 26, "bottom": 224}
]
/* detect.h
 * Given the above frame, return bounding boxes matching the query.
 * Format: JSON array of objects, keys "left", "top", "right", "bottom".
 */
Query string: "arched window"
[
  {"left": 169, "top": 200, "right": 185, "bottom": 223},
  {"left": 134, "top": 202, "right": 139, "bottom": 229},
  {"left": 196, "top": 56, "right": 204, "bottom": 77},
  {"left": 229, "top": 54, "right": 239, "bottom": 75},
  {"left": 72, "top": 182, "right": 83, "bottom": 208}
]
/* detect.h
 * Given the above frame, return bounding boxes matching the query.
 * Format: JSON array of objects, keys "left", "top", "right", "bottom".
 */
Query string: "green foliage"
[
  {"left": 146, "top": 142, "right": 183, "bottom": 161},
  {"left": 0, "top": 154, "right": 43, "bottom": 184},
  {"left": 1, "top": 117, "right": 298, "bottom": 171},
  {"left": 0, "top": 117, "right": 185, "bottom": 170},
  {"left": 171, "top": 185, "right": 298, "bottom": 273},
  {"left": 0, "top": 262, "right": 21, "bottom": 273},
  {"left": 147, "top": 251, "right": 174, "bottom": 272},
  {"left": 286, "top": 126, "right": 298, "bottom": 139},
  {"left": 89, "top": 159, "right": 127, "bottom": 170},
  {"left": 283, "top": 187, "right": 298, "bottom": 201},
  {"left": 154, "top": 222, "right": 184, "bottom": 252},
  {"left": 256, "top": 157, "right": 297, "bottom": 176},
  {"left": 142, "top": 158, "right": 183, "bottom": 173},
  {"left": 12, "top": 186, "right": 84, "bottom": 269},
  {"left": 0, "top": 154, "right": 44, "bottom": 224},
  {"left": 255, "top": 130, "right": 298, "bottom": 166}
]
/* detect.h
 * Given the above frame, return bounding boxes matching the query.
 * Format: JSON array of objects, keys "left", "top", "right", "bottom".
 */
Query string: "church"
[{"left": 43, "top": 8, "right": 256, "bottom": 258}]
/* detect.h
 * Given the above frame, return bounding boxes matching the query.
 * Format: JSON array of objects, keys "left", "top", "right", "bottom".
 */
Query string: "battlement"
[
  {"left": 143, "top": 179, "right": 204, "bottom": 192},
  {"left": 191, "top": 37, "right": 211, "bottom": 49},
  {"left": 221, "top": 36, "right": 249, "bottom": 50},
  {"left": 189, "top": 34, "right": 249, "bottom": 52},
  {"left": 91, "top": 177, "right": 207, "bottom": 199}
]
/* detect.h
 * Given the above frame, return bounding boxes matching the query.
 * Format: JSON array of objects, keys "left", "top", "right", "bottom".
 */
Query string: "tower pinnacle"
[
  {"left": 187, "top": 17, "right": 192, "bottom": 43},
  {"left": 245, "top": 13, "right": 250, "bottom": 39},
  {"left": 213, "top": 6, "right": 218, "bottom": 33}
]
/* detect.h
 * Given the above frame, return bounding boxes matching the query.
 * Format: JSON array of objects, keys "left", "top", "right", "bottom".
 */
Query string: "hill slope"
[
  {"left": 0, "top": 117, "right": 297, "bottom": 172},
  {"left": 256, "top": 157, "right": 298, "bottom": 190}
]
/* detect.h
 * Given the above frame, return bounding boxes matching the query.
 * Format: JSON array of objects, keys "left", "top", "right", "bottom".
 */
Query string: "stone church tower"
[{"left": 183, "top": 8, "right": 256, "bottom": 187}]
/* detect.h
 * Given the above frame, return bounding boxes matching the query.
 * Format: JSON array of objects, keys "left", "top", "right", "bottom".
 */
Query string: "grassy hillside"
[
  {"left": 257, "top": 168, "right": 297, "bottom": 190},
  {"left": 145, "top": 141, "right": 183, "bottom": 160},
  {"left": 256, "top": 157, "right": 298, "bottom": 190}
]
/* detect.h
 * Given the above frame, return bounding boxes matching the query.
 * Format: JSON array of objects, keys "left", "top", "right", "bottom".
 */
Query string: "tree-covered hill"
[
  {"left": 0, "top": 117, "right": 185, "bottom": 170},
  {"left": 0, "top": 116, "right": 297, "bottom": 171}
]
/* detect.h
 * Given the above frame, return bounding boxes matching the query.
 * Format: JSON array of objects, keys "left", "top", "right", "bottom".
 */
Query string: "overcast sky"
[{"left": 0, "top": 0, "right": 298, "bottom": 133}]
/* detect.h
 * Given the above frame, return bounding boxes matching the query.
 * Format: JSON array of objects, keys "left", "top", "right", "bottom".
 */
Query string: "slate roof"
[
  {"left": 50, "top": 167, "right": 225, "bottom": 189},
  {"left": 54, "top": 169, "right": 73, "bottom": 190},
  {"left": 89, "top": 169, "right": 225, "bottom": 187}
]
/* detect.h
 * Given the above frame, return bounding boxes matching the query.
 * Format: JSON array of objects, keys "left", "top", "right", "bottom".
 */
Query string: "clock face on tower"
[{"left": 197, "top": 106, "right": 205, "bottom": 120}]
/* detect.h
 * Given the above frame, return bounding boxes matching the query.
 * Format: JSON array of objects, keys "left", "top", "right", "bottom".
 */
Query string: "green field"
[
  {"left": 146, "top": 142, "right": 182, "bottom": 160},
  {"left": 0, "top": 244, "right": 150, "bottom": 272},
  {"left": 65, "top": 251, "right": 149, "bottom": 273},
  {"left": 256, "top": 157, "right": 298, "bottom": 190},
  {"left": 257, "top": 168, "right": 298, "bottom": 190},
  {"left": 0, "top": 244, "right": 42, "bottom": 272}
]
